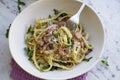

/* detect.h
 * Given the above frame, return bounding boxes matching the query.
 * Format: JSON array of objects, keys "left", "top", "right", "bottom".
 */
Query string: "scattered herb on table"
[
  {"left": 5, "top": 1, "right": 26, "bottom": 38},
  {"left": 101, "top": 57, "right": 109, "bottom": 66},
  {"left": 83, "top": 57, "right": 93, "bottom": 62},
  {"left": 5, "top": 24, "right": 11, "bottom": 38},
  {"left": 17, "top": 0, "right": 26, "bottom": 13}
]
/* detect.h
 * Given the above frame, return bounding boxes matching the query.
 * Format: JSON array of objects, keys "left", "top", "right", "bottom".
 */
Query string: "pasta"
[{"left": 24, "top": 9, "right": 93, "bottom": 72}]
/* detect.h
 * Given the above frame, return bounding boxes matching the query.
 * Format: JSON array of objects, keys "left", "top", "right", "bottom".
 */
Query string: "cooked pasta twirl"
[{"left": 25, "top": 9, "right": 93, "bottom": 72}]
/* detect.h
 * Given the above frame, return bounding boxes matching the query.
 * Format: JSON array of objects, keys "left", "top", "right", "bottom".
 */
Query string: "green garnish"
[
  {"left": 40, "top": 65, "right": 50, "bottom": 71},
  {"left": 6, "top": 1, "right": 25, "bottom": 38},
  {"left": 53, "top": 9, "right": 60, "bottom": 15},
  {"left": 42, "top": 22, "right": 47, "bottom": 26},
  {"left": 17, "top": 0, "right": 26, "bottom": 13},
  {"left": 5, "top": 24, "right": 11, "bottom": 38},
  {"left": 58, "top": 62, "right": 64, "bottom": 65},
  {"left": 24, "top": 47, "right": 33, "bottom": 60},
  {"left": 25, "top": 36, "right": 30, "bottom": 43},
  {"left": 27, "top": 25, "right": 32, "bottom": 34},
  {"left": 50, "top": 66, "right": 58, "bottom": 71},
  {"left": 83, "top": 57, "right": 92, "bottom": 62},
  {"left": 101, "top": 57, "right": 109, "bottom": 66},
  {"left": 38, "top": 62, "right": 42, "bottom": 65},
  {"left": 64, "top": 38, "right": 72, "bottom": 47},
  {"left": 64, "top": 44, "right": 71, "bottom": 47},
  {"left": 27, "top": 25, "right": 34, "bottom": 34},
  {"left": 48, "top": 15, "right": 52, "bottom": 18},
  {"left": 42, "top": 65, "right": 50, "bottom": 69},
  {"left": 60, "top": 13, "right": 67, "bottom": 17}
]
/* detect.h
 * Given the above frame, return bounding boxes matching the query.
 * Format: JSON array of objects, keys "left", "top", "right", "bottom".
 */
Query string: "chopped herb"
[
  {"left": 24, "top": 47, "right": 30, "bottom": 56},
  {"left": 83, "top": 57, "right": 92, "bottom": 62},
  {"left": 38, "top": 62, "right": 42, "bottom": 65},
  {"left": 64, "top": 44, "right": 71, "bottom": 48},
  {"left": 40, "top": 65, "right": 50, "bottom": 71},
  {"left": 42, "top": 22, "right": 47, "bottom": 26},
  {"left": 53, "top": 9, "right": 60, "bottom": 15},
  {"left": 58, "top": 62, "right": 64, "bottom": 65},
  {"left": 101, "top": 57, "right": 109, "bottom": 66},
  {"left": 54, "top": 18, "right": 58, "bottom": 21},
  {"left": 64, "top": 38, "right": 72, "bottom": 47},
  {"left": 60, "top": 13, "right": 67, "bottom": 17},
  {"left": 27, "top": 25, "right": 34, "bottom": 34},
  {"left": 25, "top": 36, "right": 30, "bottom": 43},
  {"left": 24, "top": 47, "right": 33, "bottom": 60},
  {"left": 17, "top": 0, "right": 26, "bottom": 13},
  {"left": 27, "top": 25, "right": 32, "bottom": 34},
  {"left": 28, "top": 56, "right": 32, "bottom": 61},
  {"left": 5, "top": 24, "right": 11, "bottom": 38},
  {"left": 48, "top": 15, "right": 52, "bottom": 18},
  {"left": 42, "top": 65, "right": 50, "bottom": 69},
  {"left": 50, "top": 66, "right": 58, "bottom": 71}
]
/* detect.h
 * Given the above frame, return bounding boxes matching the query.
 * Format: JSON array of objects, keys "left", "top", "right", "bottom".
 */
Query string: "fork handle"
[{"left": 70, "top": 3, "right": 86, "bottom": 24}]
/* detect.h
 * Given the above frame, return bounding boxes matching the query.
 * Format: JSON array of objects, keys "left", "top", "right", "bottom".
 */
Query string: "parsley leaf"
[
  {"left": 5, "top": 24, "right": 11, "bottom": 38},
  {"left": 50, "top": 66, "right": 58, "bottom": 71},
  {"left": 17, "top": 0, "right": 26, "bottom": 13},
  {"left": 19, "top": 1, "right": 25, "bottom": 6},
  {"left": 101, "top": 57, "right": 109, "bottom": 66},
  {"left": 27, "top": 25, "right": 34, "bottom": 34},
  {"left": 53, "top": 9, "right": 60, "bottom": 15},
  {"left": 83, "top": 57, "right": 92, "bottom": 62},
  {"left": 25, "top": 36, "right": 29, "bottom": 43},
  {"left": 40, "top": 65, "right": 50, "bottom": 71},
  {"left": 42, "top": 65, "right": 50, "bottom": 69},
  {"left": 24, "top": 47, "right": 33, "bottom": 60},
  {"left": 48, "top": 15, "right": 52, "bottom": 18}
]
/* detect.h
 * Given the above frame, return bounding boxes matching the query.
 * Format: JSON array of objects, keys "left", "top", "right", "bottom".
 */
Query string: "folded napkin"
[{"left": 10, "top": 59, "right": 88, "bottom": 80}]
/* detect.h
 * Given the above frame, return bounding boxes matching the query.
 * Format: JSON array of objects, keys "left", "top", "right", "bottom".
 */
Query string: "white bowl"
[{"left": 9, "top": 0, "right": 105, "bottom": 79}]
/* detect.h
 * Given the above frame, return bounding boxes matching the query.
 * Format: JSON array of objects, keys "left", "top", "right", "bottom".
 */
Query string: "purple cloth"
[{"left": 10, "top": 59, "right": 88, "bottom": 80}]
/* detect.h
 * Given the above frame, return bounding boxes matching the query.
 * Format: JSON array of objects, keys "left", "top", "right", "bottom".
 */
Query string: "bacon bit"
[
  {"left": 36, "top": 38, "right": 44, "bottom": 46},
  {"left": 58, "top": 45, "right": 67, "bottom": 56},
  {"left": 36, "top": 34, "right": 49, "bottom": 46},
  {"left": 74, "top": 31, "right": 84, "bottom": 48},
  {"left": 61, "top": 17, "right": 69, "bottom": 22},
  {"left": 80, "top": 41, "right": 84, "bottom": 48},
  {"left": 43, "top": 35, "right": 49, "bottom": 43},
  {"left": 75, "top": 31, "right": 82, "bottom": 41},
  {"left": 42, "top": 44, "right": 47, "bottom": 51},
  {"left": 58, "top": 21, "right": 66, "bottom": 27}
]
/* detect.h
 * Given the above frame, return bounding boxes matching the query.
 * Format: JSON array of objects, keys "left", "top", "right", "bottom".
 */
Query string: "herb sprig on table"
[
  {"left": 17, "top": 0, "right": 26, "bottom": 13},
  {"left": 5, "top": 0, "right": 25, "bottom": 38},
  {"left": 101, "top": 57, "right": 109, "bottom": 66},
  {"left": 5, "top": 24, "right": 11, "bottom": 38}
]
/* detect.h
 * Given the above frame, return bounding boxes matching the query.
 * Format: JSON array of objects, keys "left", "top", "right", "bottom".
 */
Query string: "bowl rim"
[{"left": 9, "top": 0, "right": 105, "bottom": 79}]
